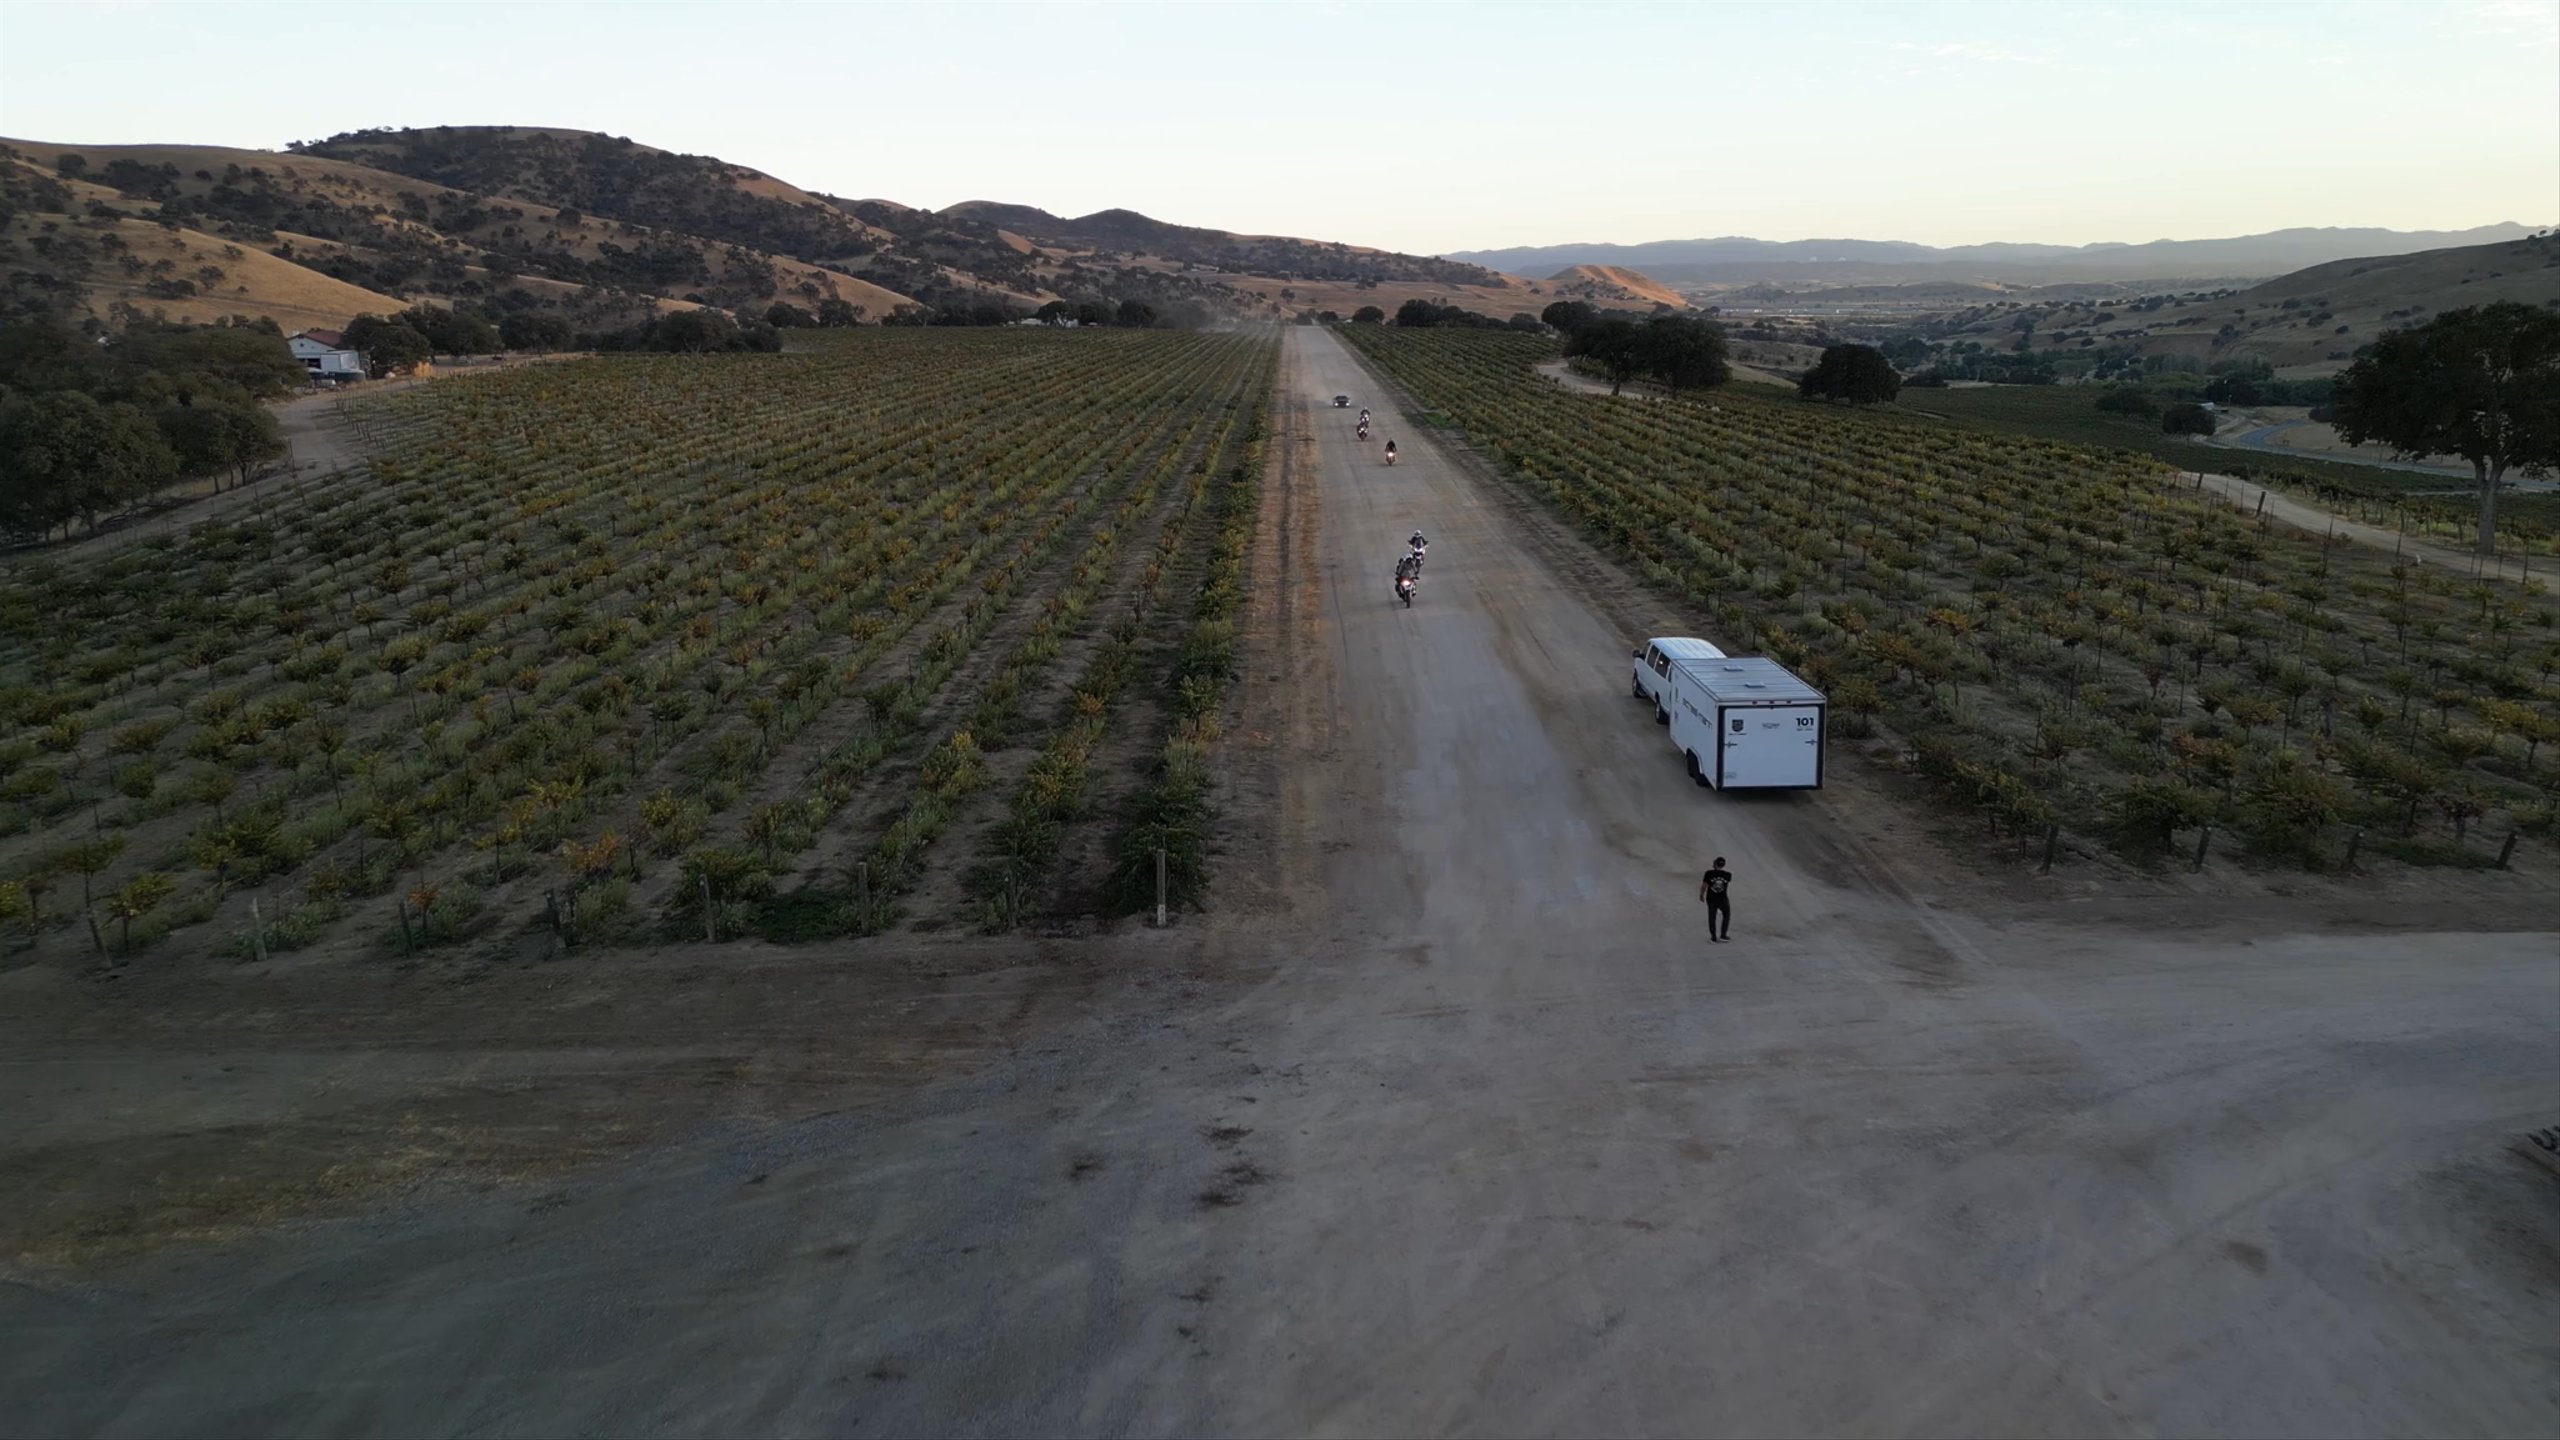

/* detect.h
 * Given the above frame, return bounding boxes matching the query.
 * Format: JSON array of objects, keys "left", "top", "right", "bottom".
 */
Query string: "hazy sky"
[{"left": 2, "top": 0, "right": 2552, "bottom": 255}]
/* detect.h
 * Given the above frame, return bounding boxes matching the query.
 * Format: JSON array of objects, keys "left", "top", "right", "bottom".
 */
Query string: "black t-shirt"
[{"left": 1702, "top": 868, "right": 1732, "bottom": 899}]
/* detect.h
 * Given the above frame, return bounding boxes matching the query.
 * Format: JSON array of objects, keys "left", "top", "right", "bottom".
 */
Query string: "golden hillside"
[
  {"left": 2, "top": 137, "right": 910, "bottom": 333},
  {"left": 1546, "top": 264, "right": 1688, "bottom": 310},
  {"left": 5, "top": 124, "right": 1550, "bottom": 332}
]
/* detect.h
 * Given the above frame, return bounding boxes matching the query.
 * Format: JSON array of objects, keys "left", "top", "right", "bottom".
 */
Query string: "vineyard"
[
  {"left": 0, "top": 328, "right": 1277, "bottom": 961},
  {"left": 1343, "top": 329, "right": 2559, "bottom": 871}
]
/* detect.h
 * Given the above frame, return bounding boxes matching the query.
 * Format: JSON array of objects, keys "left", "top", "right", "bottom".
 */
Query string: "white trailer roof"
[
  {"left": 1669, "top": 656, "right": 1826, "bottom": 705},
  {"left": 1647, "top": 636, "right": 1726, "bottom": 661}
]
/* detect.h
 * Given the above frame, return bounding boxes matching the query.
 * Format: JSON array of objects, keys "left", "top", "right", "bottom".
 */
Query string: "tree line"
[
  {"left": 0, "top": 318, "right": 298, "bottom": 541},
  {"left": 1542, "top": 301, "right": 1733, "bottom": 398},
  {"left": 1392, "top": 299, "right": 1545, "bottom": 332}
]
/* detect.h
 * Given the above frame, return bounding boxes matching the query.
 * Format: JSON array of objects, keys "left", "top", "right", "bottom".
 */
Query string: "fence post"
[
  {"left": 1155, "top": 847, "right": 1168, "bottom": 929},
  {"left": 250, "top": 895, "right": 268, "bottom": 963},
  {"left": 2497, "top": 832, "right": 2519, "bottom": 870},
  {"left": 702, "top": 876, "right": 717, "bottom": 943},
  {"left": 2040, "top": 823, "right": 2059, "bottom": 874},
  {"left": 2191, "top": 825, "right": 2213, "bottom": 873},
  {"left": 2343, "top": 829, "right": 2362, "bottom": 872}
]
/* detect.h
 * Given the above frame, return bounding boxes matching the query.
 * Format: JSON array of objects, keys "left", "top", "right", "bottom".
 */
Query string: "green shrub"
[{"left": 2105, "top": 779, "right": 2216, "bottom": 858}]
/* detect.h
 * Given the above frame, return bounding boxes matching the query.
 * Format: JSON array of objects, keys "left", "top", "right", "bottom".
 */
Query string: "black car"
[{"left": 1333, "top": 395, "right": 1350, "bottom": 408}]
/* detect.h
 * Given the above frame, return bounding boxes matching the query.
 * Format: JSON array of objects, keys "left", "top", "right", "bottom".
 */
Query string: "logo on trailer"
[{"left": 1730, "top": 718, "right": 1745, "bottom": 734}]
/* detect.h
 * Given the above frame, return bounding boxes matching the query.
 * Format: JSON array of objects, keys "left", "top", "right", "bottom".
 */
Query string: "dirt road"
[
  {"left": 4, "top": 327, "right": 2554, "bottom": 1437},
  {"left": 3, "top": 389, "right": 373, "bottom": 570},
  {"left": 2211, "top": 413, "right": 2558, "bottom": 494},
  {"left": 2187, "top": 470, "right": 2547, "bottom": 581}
]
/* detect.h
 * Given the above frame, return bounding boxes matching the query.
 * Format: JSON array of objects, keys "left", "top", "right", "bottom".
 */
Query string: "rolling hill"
[
  {"left": 0, "top": 135, "right": 886, "bottom": 332},
  {"left": 1920, "top": 235, "right": 2560, "bottom": 371},
  {"left": 1543, "top": 264, "right": 1686, "bottom": 310},
  {"left": 1, "top": 126, "right": 1547, "bottom": 336}
]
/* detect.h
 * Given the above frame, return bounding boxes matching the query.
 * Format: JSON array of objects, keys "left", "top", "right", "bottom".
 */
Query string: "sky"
[{"left": 1, "top": 0, "right": 2553, "bottom": 256}]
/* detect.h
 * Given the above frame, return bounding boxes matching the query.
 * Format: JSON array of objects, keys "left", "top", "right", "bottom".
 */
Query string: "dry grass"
[
  {"left": 1547, "top": 263, "right": 1689, "bottom": 310},
  {"left": 1944, "top": 238, "right": 2560, "bottom": 372},
  {"left": 4, "top": 1113, "right": 640, "bottom": 1268},
  {"left": 6, "top": 211, "right": 400, "bottom": 331},
  {"left": 3, "top": 137, "right": 919, "bottom": 322}
]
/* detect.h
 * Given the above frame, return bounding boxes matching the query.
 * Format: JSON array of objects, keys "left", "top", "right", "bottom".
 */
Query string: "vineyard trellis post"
[
  {"left": 2497, "top": 832, "right": 2519, "bottom": 870},
  {"left": 1155, "top": 847, "right": 1168, "bottom": 928},
  {"left": 2041, "top": 823, "right": 2059, "bottom": 874},
  {"left": 701, "top": 877, "right": 716, "bottom": 943},
  {"left": 249, "top": 895, "right": 268, "bottom": 963},
  {"left": 2192, "top": 825, "right": 2213, "bottom": 873}
]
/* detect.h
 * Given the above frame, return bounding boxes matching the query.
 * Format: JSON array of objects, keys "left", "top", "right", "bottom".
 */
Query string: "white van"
[
  {"left": 1664, "top": 656, "right": 1827, "bottom": 790},
  {"left": 1631, "top": 636, "right": 1727, "bottom": 720}
]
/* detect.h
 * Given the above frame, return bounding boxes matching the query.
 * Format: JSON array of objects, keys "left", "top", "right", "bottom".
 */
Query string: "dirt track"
[
  {"left": 2188, "top": 470, "right": 2544, "bottom": 583},
  {"left": 2, "top": 327, "right": 2555, "bottom": 1436}
]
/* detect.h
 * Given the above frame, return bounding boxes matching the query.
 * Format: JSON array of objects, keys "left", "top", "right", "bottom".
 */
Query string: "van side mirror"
[{"left": 1631, "top": 648, "right": 1643, "bottom": 659}]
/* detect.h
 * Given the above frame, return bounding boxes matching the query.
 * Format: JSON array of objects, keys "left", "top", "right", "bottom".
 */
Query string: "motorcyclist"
[
  {"left": 1383, "top": 439, "right": 1397, "bottom": 464},
  {"left": 1359, "top": 408, "right": 1370, "bottom": 423}
]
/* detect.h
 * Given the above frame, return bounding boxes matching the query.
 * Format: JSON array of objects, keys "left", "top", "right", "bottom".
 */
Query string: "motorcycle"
[
  {"left": 1384, "top": 444, "right": 1398, "bottom": 466},
  {"left": 1395, "top": 574, "right": 1415, "bottom": 607},
  {"left": 1356, "top": 420, "right": 1370, "bottom": 440}
]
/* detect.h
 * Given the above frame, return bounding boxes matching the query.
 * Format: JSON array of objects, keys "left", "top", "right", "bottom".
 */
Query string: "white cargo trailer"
[
  {"left": 1630, "top": 636, "right": 1727, "bottom": 717},
  {"left": 1662, "top": 656, "right": 1827, "bottom": 790}
]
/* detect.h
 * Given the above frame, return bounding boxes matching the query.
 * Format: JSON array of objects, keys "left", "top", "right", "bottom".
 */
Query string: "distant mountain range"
[{"left": 1449, "top": 225, "right": 2547, "bottom": 286}]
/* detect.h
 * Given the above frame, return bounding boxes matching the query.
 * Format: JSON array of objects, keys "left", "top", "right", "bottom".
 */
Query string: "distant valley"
[{"left": 1449, "top": 223, "right": 2546, "bottom": 287}]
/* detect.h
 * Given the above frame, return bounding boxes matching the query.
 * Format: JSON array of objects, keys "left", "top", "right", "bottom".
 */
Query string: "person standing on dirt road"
[{"left": 1699, "top": 857, "right": 1732, "bottom": 942}]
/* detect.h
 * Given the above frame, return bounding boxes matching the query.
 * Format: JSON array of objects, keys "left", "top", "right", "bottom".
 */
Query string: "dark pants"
[{"left": 1707, "top": 896, "right": 1730, "bottom": 940}]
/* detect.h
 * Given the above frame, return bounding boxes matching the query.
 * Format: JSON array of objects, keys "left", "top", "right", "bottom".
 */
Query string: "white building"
[{"left": 288, "top": 329, "right": 366, "bottom": 380}]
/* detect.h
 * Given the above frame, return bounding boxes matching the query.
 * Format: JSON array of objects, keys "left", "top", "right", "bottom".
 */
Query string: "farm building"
[{"left": 287, "top": 329, "right": 366, "bottom": 380}]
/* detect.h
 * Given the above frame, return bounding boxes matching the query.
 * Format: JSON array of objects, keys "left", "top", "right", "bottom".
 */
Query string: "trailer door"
[{"left": 1718, "top": 705, "right": 1824, "bottom": 788}]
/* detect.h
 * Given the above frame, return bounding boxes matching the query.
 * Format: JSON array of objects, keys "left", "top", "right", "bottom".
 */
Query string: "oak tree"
[{"left": 2331, "top": 302, "right": 2560, "bottom": 555}]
